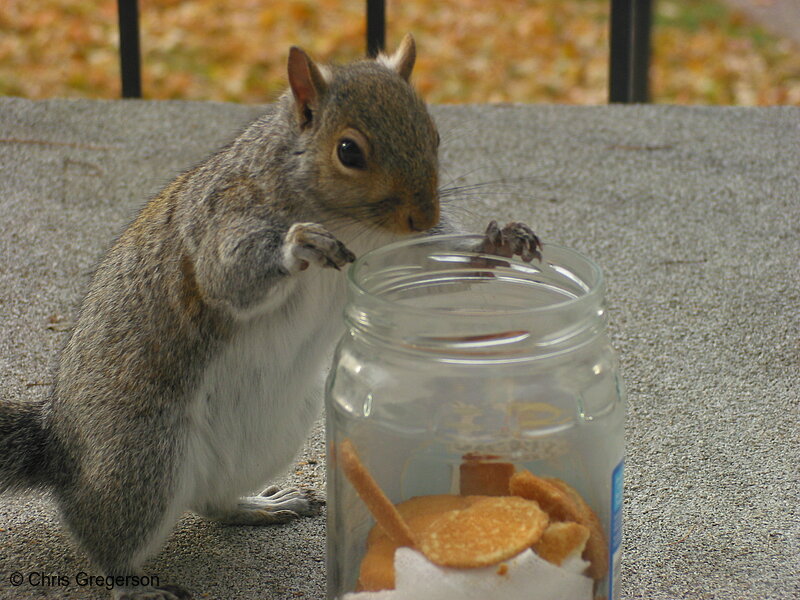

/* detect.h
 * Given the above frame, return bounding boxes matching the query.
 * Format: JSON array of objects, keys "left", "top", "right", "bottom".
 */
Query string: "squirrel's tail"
[{"left": 0, "top": 398, "right": 51, "bottom": 493}]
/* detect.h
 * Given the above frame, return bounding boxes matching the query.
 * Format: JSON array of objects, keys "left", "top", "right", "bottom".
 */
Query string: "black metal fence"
[
  {"left": 609, "top": 0, "right": 652, "bottom": 102},
  {"left": 117, "top": 0, "right": 141, "bottom": 99},
  {"left": 117, "top": 0, "right": 652, "bottom": 103}
]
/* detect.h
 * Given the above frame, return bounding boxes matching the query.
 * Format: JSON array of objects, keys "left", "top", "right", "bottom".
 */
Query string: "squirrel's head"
[{"left": 287, "top": 34, "right": 440, "bottom": 235}]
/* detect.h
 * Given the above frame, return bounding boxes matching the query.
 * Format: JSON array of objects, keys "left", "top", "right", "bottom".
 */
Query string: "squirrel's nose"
[
  {"left": 406, "top": 184, "right": 440, "bottom": 232},
  {"left": 382, "top": 188, "right": 439, "bottom": 233},
  {"left": 406, "top": 201, "right": 439, "bottom": 232}
]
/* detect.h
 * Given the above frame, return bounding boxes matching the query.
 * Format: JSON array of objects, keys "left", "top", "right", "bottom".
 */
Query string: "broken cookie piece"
[
  {"left": 533, "top": 521, "right": 590, "bottom": 568},
  {"left": 510, "top": 470, "right": 608, "bottom": 579},
  {"left": 338, "top": 439, "right": 417, "bottom": 548},
  {"left": 459, "top": 455, "right": 515, "bottom": 496}
]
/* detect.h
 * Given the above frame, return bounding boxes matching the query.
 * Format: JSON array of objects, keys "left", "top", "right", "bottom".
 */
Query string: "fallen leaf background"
[{"left": 0, "top": 0, "right": 798, "bottom": 104}]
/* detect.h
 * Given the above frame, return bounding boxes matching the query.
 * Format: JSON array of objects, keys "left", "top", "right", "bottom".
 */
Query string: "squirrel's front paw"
[
  {"left": 283, "top": 222, "right": 356, "bottom": 273},
  {"left": 477, "top": 220, "right": 542, "bottom": 262}
]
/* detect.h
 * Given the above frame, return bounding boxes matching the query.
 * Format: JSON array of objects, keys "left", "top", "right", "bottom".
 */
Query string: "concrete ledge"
[{"left": 1, "top": 98, "right": 798, "bottom": 599}]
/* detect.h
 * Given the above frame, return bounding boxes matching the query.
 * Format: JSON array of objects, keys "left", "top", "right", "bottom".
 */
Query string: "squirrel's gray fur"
[{"left": 0, "top": 35, "right": 539, "bottom": 600}]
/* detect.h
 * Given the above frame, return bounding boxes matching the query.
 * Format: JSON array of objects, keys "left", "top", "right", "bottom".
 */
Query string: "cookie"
[
  {"left": 459, "top": 457, "right": 515, "bottom": 496},
  {"left": 510, "top": 470, "right": 608, "bottom": 579},
  {"left": 533, "top": 521, "right": 590, "bottom": 566},
  {"left": 338, "top": 439, "right": 416, "bottom": 548},
  {"left": 418, "top": 496, "right": 549, "bottom": 568}
]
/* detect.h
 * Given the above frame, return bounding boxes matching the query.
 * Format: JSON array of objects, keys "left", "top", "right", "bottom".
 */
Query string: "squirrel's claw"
[
  {"left": 284, "top": 222, "right": 356, "bottom": 273},
  {"left": 478, "top": 220, "right": 542, "bottom": 263}
]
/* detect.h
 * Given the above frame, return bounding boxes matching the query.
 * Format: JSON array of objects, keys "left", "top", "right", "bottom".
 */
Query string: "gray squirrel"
[{"left": 0, "top": 35, "right": 540, "bottom": 600}]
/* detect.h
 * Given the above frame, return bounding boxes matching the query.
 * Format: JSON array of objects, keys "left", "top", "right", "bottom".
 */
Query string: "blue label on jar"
[{"left": 609, "top": 459, "right": 624, "bottom": 599}]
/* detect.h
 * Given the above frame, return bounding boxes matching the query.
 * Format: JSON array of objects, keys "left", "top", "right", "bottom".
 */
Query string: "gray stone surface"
[{"left": 1, "top": 97, "right": 798, "bottom": 599}]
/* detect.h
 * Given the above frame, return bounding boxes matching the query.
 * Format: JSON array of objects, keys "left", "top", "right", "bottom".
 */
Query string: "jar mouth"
[
  {"left": 349, "top": 234, "right": 603, "bottom": 313},
  {"left": 346, "top": 234, "right": 606, "bottom": 358}
]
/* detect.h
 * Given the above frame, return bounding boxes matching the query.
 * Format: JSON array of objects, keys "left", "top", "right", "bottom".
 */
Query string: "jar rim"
[{"left": 347, "top": 233, "right": 605, "bottom": 319}]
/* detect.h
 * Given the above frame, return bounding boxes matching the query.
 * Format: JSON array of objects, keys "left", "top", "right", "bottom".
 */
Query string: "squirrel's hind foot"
[
  {"left": 205, "top": 486, "right": 321, "bottom": 525},
  {"left": 113, "top": 584, "right": 192, "bottom": 600}
]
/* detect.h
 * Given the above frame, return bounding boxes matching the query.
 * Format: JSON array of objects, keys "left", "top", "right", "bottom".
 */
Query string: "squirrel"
[{"left": 0, "top": 34, "right": 540, "bottom": 600}]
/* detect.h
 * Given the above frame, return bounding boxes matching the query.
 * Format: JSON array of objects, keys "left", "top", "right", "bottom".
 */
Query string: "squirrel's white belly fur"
[
  {"left": 182, "top": 226, "right": 396, "bottom": 512},
  {"left": 184, "top": 268, "right": 345, "bottom": 511}
]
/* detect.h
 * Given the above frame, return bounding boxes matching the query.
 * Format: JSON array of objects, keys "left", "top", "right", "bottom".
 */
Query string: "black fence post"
[
  {"left": 609, "top": 0, "right": 652, "bottom": 103},
  {"left": 609, "top": 0, "right": 632, "bottom": 102},
  {"left": 631, "top": 0, "right": 652, "bottom": 102},
  {"left": 366, "top": 0, "right": 386, "bottom": 57},
  {"left": 117, "top": 0, "right": 142, "bottom": 98}
]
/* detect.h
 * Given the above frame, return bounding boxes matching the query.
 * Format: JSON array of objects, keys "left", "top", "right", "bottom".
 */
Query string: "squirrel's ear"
[
  {"left": 288, "top": 46, "right": 328, "bottom": 128},
  {"left": 382, "top": 33, "right": 416, "bottom": 82}
]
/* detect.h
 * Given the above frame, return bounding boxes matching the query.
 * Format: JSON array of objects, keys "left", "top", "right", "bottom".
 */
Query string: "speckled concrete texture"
[{"left": 0, "top": 98, "right": 798, "bottom": 599}]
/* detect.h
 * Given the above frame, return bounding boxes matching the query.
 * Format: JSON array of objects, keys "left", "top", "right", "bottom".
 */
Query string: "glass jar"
[{"left": 325, "top": 234, "right": 625, "bottom": 600}]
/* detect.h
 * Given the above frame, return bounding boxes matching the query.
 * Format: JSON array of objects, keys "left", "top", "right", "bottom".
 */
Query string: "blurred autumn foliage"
[{"left": 0, "top": 0, "right": 798, "bottom": 104}]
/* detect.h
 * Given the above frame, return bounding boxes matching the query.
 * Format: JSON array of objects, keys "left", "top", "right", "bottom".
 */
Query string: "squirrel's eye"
[{"left": 337, "top": 138, "right": 367, "bottom": 170}]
